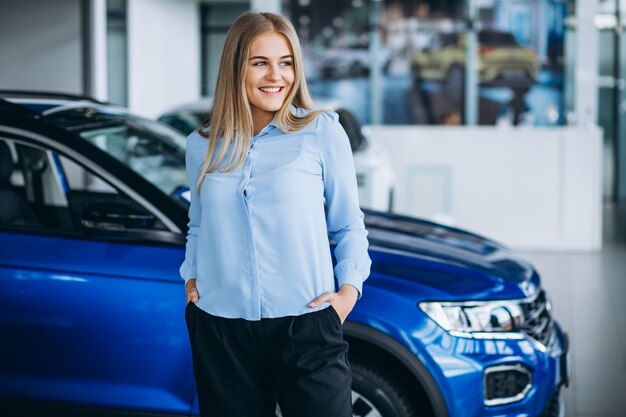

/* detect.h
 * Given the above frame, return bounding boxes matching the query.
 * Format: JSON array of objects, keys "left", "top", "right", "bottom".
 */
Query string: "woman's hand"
[
  {"left": 309, "top": 284, "right": 359, "bottom": 324},
  {"left": 186, "top": 278, "right": 199, "bottom": 304}
]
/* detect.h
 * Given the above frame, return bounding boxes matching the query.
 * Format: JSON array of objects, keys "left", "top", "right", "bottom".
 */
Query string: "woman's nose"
[{"left": 266, "top": 64, "right": 281, "bottom": 80}]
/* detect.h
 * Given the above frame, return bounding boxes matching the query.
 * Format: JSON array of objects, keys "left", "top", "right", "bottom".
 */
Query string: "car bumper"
[{"left": 417, "top": 320, "right": 569, "bottom": 417}]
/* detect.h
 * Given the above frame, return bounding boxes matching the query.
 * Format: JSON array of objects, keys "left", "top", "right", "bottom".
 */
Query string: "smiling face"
[{"left": 245, "top": 31, "right": 295, "bottom": 133}]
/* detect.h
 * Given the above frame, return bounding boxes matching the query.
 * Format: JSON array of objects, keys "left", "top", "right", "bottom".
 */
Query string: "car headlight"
[{"left": 418, "top": 300, "right": 525, "bottom": 339}]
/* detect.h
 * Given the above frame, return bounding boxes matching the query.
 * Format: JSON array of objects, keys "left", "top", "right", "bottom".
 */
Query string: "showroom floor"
[{"left": 521, "top": 202, "right": 626, "bottom": 417}]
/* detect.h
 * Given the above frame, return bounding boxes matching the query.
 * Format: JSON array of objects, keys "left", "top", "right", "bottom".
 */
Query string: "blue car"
[{"left": 0, "top": 92, "right": 569, "bottom": 417}]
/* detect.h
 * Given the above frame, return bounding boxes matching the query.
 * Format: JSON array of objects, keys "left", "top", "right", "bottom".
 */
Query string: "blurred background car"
[
  {"left": 411, "top": 29, "right": 540, "bottom": 102},
  {"left": 317, "top": 39, "right": 392, "bottom": 78},
  {"left": 158, "top": 97, "right": 396, "bottom": 212}
]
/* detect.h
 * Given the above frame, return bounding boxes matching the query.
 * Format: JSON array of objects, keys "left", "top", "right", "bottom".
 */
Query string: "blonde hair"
[{"left": 196, "top": 11, "right": 322, "bottom": 193}]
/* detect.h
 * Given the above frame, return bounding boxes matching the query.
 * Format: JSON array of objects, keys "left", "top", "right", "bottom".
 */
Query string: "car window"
[
  {"left": 336, "top": 109, "right": 366, "bottom": 152},
  {"left": 0, "top": 137, "right": 168, "bottom": 237},
  {"left": 0, "top": 137, "right": 73, "bottom": 232},
  {"left": 478, "top": 31, "right": 518, "bottom": 46},
  {"left": 42, "top": 105, "right": 188, "bottom": 200},
  {"left": 59, "top": 155, "right": 117, "bottom": 194},
  {"left": 157, "top": 114, "right": 197, "bottom": 137},
  {"left": 56, "top": 155, "right": 169, "bottom": 234},
  {"left": 428, "top": 35, "right": 442, "bottom": 50},
  {"left": 440, "top": 34, "right": 458, "bottom": 48}
]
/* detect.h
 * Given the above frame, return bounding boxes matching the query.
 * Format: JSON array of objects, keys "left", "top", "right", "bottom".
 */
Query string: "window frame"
[{"left": 0, "top": 126, "right": 185, "bottom": 246}]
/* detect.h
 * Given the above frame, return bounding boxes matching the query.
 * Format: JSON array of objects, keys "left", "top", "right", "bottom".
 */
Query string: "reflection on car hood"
[{"left": 361, "top": 210, "right": 539, "bottom": 300}]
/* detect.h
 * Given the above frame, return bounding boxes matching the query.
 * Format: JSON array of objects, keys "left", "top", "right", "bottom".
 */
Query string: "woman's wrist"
[{"left": 338, "top": 284, "right": 358, "bottom": 301}]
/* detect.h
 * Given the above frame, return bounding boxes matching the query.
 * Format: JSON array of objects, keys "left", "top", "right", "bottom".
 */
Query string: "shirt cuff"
[
  {"left": 179, "top": 261, "right": 196, "bottom": 284},
  {"left": 336, "top": 269, "right": 364, "bottom": 299}
]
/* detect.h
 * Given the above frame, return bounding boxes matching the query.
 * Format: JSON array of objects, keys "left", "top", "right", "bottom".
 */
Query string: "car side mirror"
[
  {"left": 132, "top": 138, "right": 161, "bottom": 157},
  {"left": 81, "top": 201, "right": 156, "bottom": 231}
]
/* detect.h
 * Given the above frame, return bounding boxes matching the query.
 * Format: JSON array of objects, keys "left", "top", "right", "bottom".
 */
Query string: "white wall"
[
  {"left": 0, "top": 0, "right": 83, "bottom": 94},
  {"left": 372, "top": 125, "right": 603, "bottom": 251},
  {"left": 250, "top": 0, "right": 281, "bottom": 12},
  {"left": 127, "top": 0, "right": 201, "bottom": 118}
]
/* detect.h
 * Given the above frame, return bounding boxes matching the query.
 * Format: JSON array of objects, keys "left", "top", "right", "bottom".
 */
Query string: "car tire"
[
  {"left": 410, "top": 64, "right": 423, "bottom": 85},
  {"left": 383, "top": 59, "right": 391, "bottom": 75},
  {"left": 350, "top": 62, "right": 367, "bottom": 77},
  {"left": 275, "top": 359, "right": 416, "bottom": 417},
  {"left": 351, "top": 360, "right": 416, "bottom": 417},
  {"left": 444, "top": 64, "right": 465, "bottom": 105},
  {"left": 321, "top": 67, "right": 335, "bottom": 79}
]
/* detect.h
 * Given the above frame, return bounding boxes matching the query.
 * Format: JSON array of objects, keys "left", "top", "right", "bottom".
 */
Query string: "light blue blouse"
[{"left": 179, "top": 109, "right": 371, "bottom": 320}]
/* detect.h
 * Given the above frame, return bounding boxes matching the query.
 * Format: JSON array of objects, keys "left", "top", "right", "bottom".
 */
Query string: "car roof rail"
[
  {"left": 0, "top": 98, "right": 39, "bottom": 117},
  {"left": 0, "top": 90, "right": 106, "bottom": 104}
]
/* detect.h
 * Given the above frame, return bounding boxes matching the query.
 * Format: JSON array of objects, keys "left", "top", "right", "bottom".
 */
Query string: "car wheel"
[
  {"left": 410, "top": 64, "right": 423, "bottom": 85},
  {"left": 444, "top": 64, "right": 465, "bottom": 105},
  {"left": 350, "top": 62, "right": 366, "bottom": 77},
  {"left": 274, "top": 389, "right": 391, "bottom": 417},
  {"left": 275, "top": 360, "right": 415, "bottom": 417},
  {"left": 383, "top": 59, "right": 392, "bottom": 75},
  {"left": 351, "top": 360, "right": 416, "bottom": 417},
  {"left": 321, "top": 67, "right": 335, "bottom": 79}
]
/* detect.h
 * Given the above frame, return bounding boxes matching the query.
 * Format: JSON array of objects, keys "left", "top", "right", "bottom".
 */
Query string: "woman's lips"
[{"left": 259, "top": 87, "right": 284, "bottom": 93}]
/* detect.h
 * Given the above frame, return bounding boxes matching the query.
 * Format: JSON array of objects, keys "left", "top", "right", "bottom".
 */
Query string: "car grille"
[
  {"left": 521, "top": 290, "right": 553, "bottom": 345},
  {"left": 484, "top": 364, "right": 532, "bottom": 406}
]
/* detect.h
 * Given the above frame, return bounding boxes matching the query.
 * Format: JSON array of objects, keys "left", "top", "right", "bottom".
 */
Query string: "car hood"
[{"left": 361, "top": 210, "right": 540, "bottom": 301}]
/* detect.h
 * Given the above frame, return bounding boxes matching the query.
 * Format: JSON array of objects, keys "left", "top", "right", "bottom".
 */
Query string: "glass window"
[
  {"left": 0, "top": 137, "right": 167, "bottom": 236},
  {"left": 59, "top": 155, "right": 117, "bottom": 194},
  {"left": 200, "top": 3, "right": 249, "bottom": 97},
  {"left": 107, "top": 0, "right": 128, "bottom": 107},
  {"left": 0, "top": 138, "right": 72, "bottom": 231},
  {"left": 594, "top": 0, "right": 626, "bottom": 199},
  {"left": 57, "top": 155, "right": 168, "bottom": 234},
  {"left": 284, "top": 0, "right": 566, "bottom": 127},
  {"left": 41, "top": 104, "right": 188, "bottom": 198}
]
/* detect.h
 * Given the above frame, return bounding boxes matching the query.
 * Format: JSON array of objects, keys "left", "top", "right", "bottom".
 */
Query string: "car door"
[{"left": 0, "top": 134, "right": 194, "bottom": 415}]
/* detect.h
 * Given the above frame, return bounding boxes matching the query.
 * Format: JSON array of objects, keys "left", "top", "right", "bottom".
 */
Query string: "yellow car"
[{"left": 412, "top": 30, "right": 539, "bottom": 99}]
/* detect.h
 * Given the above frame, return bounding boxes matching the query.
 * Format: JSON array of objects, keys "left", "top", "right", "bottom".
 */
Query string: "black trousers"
[{"left": 185, "top": 302, "right": 353, "bottom": 417}]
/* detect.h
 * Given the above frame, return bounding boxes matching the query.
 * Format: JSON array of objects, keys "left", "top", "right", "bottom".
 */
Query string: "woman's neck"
[{"left": 251, "top": 110, "right": 275, "bottom": 136}]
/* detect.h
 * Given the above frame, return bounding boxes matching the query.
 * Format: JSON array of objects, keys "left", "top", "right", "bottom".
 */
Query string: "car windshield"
[
  {"left": 478, "top": 31, "right": 518, "bottom": 46},
  {"left": 158, "top": 110, "right": 207, "bottom": 136},
  {"left": 42, "top": 104, "right": 190, "bottom": 202}
]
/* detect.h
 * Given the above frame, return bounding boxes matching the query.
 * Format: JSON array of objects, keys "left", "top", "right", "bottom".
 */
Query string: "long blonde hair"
[{"left": 196, "top": 11, "right": 322, "bottom": 193}]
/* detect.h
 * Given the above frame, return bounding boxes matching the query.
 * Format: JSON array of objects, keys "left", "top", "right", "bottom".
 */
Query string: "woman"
[{"left": 180, "top": 11, "right": 371, "bottom": 417}]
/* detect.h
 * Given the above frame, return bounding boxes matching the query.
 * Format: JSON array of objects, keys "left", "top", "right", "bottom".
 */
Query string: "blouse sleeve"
[
  {"left": 179, "top": 132, "right": 202, "bottom": 283},
  {"left": 316, "top": 111, "right": 372, "bottom": 297}
]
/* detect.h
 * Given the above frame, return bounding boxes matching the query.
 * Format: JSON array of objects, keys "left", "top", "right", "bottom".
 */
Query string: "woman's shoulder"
[
  {"left": 187, "top": 128, "right": 210, "bottom": 147},
  {"left": 311, "top": 109, "right": 343, "bottom": 137},
  {"left": 185, "top": 129, "right": 210, "bottom": 164},
  {"left": 289, "top": 108, "right": 339, "bottom": 139},
  {"left": 291, "top": 106, "right": 337, "bottom": 122},
  {"left": 317, "top": 109, "right": 338, "bottom": 120}
]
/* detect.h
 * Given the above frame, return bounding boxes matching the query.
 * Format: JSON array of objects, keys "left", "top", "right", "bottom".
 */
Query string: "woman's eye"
[{"left": 251, "top": 60, "right": 291, "bottom": 67}]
